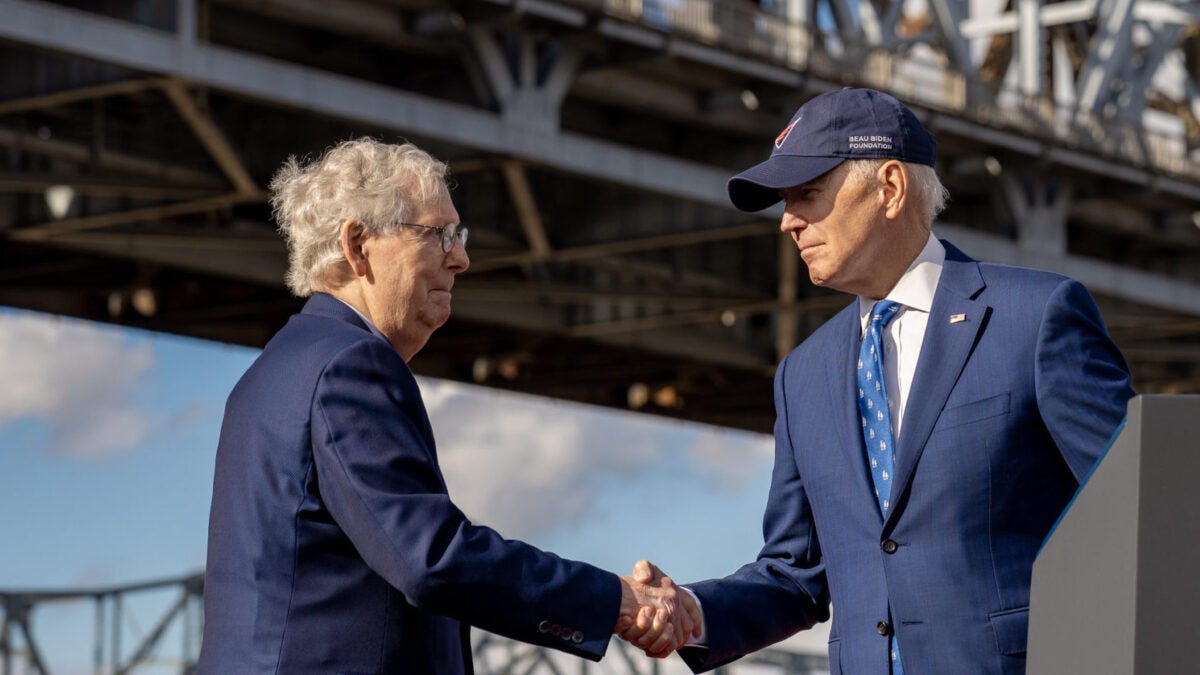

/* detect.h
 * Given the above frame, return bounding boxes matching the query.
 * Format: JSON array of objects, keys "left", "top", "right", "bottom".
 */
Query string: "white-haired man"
[
  {"left": 198, "top": 138, "right": 698, "bottom": 673},
  {"left": 625, "top": 89, "right": 1134, "bottom": 674}
]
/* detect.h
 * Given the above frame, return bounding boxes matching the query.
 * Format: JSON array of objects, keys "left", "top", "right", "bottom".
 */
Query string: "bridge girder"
[
  {"left": 0, "top": 0, "right": 1199, "bottom": 432},
  {"left": 0, "top": 572, "right": 827, "bottom": 674}
]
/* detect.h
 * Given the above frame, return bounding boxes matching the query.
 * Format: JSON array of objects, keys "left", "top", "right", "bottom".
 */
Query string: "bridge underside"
[{"left": 2, "top": 0, "right": 1200, "bottom": 433}]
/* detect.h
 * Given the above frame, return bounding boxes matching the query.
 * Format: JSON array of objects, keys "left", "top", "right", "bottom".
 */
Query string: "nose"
[
  {"left": 445, "top": 238, "right": 469, "bottom": 273},
  {"left": 780, "top": 207, "right": 806, "bottom": 234}
]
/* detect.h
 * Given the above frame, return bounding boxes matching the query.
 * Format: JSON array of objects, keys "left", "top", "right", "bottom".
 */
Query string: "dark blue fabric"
[
  {"left": 681, "top": 241, "right": 1134, "bottom": 675},
  {"left": 198, "top": 293, "right": 620, "bottom": 674}
]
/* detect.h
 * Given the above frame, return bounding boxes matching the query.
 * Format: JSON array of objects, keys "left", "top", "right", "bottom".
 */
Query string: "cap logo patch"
[
  {"left": 848, "top": 135, "right": 893, "bottom": 151},
  {"left": 775, "top": 120, "right": 798, "bottom": 148}
]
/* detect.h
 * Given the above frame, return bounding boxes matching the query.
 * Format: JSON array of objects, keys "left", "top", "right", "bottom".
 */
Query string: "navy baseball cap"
[{"left": 727, "top": 88, "right": 936, "bottom": 212}]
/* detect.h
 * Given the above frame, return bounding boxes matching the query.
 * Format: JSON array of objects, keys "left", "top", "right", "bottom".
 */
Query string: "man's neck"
[
  {"left": 325, "top": 287, "right": 425, "bottom": 362},
  {"left": 325, "top": 287, "right": 370, "bottom": 325},
  {"left": 861, "top": 227, "right": 931, "bottom": 300}
]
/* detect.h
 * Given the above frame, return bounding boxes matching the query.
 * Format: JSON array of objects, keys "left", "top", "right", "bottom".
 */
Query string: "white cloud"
[
  {"left": 683, "top": 428, "right": 774, "bottom": 492},
  {"left": 166, "top": 401, "right": 214, "bottom": 434},
  {"left": 421, "top": 377, "right": 773, "bottom": 541},
  {"left": 424, "top": 378, "right": 668, "bottom": 540},
  {"left": 0, "top": 311, "right": 154, "bottom": 459}
]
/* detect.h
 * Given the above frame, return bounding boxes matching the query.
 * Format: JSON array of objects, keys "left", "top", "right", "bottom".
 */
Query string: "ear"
[
  {"left": 878, "top": 160, "right": 907, "bottom": 220},
  {"left": 339, "top": 219, "right": 370, "bottom": 278}
]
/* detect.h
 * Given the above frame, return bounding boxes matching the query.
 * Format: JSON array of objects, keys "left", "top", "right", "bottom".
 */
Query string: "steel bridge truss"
[
  {"left": 0, "top": 574, "right": 204, "bottom": 675},
  {"left": 0, "top": 573, "right": 827, "bottom": 675},
  {"left": 1, "top": 0, "right": 1199, "bottom": 430}
]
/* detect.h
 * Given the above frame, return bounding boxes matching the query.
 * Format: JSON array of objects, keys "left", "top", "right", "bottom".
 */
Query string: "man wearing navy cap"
[{"left": 627, "top": 89, "right": 1135, "bottom": 673}]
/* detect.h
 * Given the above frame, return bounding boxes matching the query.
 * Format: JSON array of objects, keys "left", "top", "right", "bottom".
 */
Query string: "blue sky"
[{"left": 0, "top": 305, "right": 830, "bottom": 672}]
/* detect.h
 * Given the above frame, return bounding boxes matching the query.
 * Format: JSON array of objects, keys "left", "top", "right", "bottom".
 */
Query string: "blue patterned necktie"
[{"left": 857, "top": 299, "right": 904, "bottom": 674}]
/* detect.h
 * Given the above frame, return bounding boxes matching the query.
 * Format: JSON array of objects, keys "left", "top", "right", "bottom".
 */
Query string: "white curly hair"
[{"left": 269, "top": 137, "right": 448, "bottom": 296}]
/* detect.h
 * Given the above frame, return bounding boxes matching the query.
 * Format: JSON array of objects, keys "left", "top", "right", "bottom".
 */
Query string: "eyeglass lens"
[{"left": 443, "top": 225, "right": 468, "bottom": 252}]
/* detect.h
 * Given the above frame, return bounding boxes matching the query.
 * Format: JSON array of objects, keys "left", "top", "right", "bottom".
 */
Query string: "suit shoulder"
[
  {"left": 943, "top": 238, "right": 1075, "bottom": 299},
  {"left": 977, "top": 260, "right": 1068, "bottom": 285},
  {"left": 277, "top": 313, "right": 390, "bottom": 360},
  {"left": 975, "top": 261, "right": 1078, "bottom": 303},
  {"left": 231, "top": 314, "right": 398, "bottom": 401}
]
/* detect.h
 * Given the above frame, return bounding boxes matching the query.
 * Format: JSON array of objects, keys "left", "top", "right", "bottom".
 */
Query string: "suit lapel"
[
  {"left": 827, "top": 302, "right": 883, "bottom": 521},
  {"left": 885, "top": 243, "right": 988, "bottom": 529}
]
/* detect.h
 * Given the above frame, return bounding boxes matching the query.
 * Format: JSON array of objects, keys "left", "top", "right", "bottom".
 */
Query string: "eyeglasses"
[{"left": 398, "top": 222, "right": 468, "bottom": 253}]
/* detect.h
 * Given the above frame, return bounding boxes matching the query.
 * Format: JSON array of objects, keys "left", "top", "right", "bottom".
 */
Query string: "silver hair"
[
  {"left": 844, "top": 158, "right": 949, "bottom": 225},
  {"left": 269, "top": 137, "right": 448, "bottom": 296}
]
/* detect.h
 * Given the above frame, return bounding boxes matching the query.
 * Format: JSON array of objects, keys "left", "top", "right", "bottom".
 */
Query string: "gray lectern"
[{"left": 1027, "top": 395, "right": 1200, "bottom": 674}]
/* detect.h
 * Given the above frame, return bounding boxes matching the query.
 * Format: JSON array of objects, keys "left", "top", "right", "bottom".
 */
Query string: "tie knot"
[{"left": 870, "top": 300, "right": 902, "bottom": 329}]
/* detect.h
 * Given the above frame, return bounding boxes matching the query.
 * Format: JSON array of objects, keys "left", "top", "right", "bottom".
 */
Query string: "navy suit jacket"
[
  {"left": 198, "top": 293, "right": 620, "bottom": 674},
  {"left": 682, "top": 242, "right": 1133, "bottom": 675}
]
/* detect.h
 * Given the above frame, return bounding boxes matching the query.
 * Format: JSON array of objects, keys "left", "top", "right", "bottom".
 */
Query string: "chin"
[
  {"left": 421, "top": 305, "right": 452, "bottom": 325},
  {"left": 423, "top": 315, "right": 450, "bottom": 333}
]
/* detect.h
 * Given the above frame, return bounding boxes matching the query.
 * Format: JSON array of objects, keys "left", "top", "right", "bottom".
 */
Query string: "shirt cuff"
[{"left": 681, "top": 586, "right": 708, "bottom": 647}]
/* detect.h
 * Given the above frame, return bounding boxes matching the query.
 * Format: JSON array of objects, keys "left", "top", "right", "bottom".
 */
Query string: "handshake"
[{"left": 613, "top": 560, "right": 701, "bottom": 658}]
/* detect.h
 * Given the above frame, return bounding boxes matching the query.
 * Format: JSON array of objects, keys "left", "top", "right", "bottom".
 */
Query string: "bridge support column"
[
  {"left": 1001, "top": 171, "right": 1072, "bottom": 257},
  {"left": 469, "top": 27, "right": 582, "bottom": 137}
]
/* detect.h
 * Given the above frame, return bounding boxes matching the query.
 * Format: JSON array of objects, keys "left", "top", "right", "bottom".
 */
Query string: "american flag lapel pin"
[{"left": 949, "top": 313, "right": 966, "bottom": 324}]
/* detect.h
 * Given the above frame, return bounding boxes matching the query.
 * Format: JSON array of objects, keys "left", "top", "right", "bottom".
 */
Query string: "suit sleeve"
[
  {"left": 1034, "top": 278, "right": 1135, "bottom": 480},
  {"left": 309, "top": 337, "right": 620, "bottom": 661},
  {"left": 679, "top": 352, "right": 831, "bottom": 673}
]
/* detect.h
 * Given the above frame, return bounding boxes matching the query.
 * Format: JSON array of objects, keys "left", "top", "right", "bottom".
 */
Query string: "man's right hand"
[{"left": 614, "top": 560, "right": 701, "bottom": 658}]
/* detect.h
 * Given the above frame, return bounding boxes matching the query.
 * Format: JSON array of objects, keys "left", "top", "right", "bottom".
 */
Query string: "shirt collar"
[
  {"left": 331, "top": 295, "right": 391, "bottom": 343},
  {"left": 858, "top": 233, "right": 945, "bottom": 333}
]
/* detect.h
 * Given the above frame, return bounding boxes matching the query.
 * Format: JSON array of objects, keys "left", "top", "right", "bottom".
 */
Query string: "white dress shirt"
[
  {"left": 856, "top": 233, "right": 945, "bottom": 439},
  {"left": 684, "top": 233, "right": 945, "bottom": 648}
]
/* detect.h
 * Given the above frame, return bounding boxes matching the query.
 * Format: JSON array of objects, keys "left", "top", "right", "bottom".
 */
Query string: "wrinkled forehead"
[{"left": 405, "top": 180, "right": 457, "bottom": 221}]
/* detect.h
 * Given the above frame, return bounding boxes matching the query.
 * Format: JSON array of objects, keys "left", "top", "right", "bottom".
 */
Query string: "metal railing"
[
  {"left": 0, "top": 573, "right": 204, "bottom": 675},
  {"left": 1, "top": 572, "right": 827, "bottom": 675},
  {"left": 599, "top": 0, "right": 1200, "bottom": 183}
]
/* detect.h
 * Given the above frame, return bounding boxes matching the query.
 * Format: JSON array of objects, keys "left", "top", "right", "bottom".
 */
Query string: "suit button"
[
  {"left": 571, "top": 630, "right": 584, "bottom": 644},
  {"left": 881, "top": 539, "right": 898, "bottom": 554},
  {"left": 877, "top": 621, "right": 891, "bottom": 636},
  {"left": 538, "top": 620, "right": 550, "bottom": 633}
]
